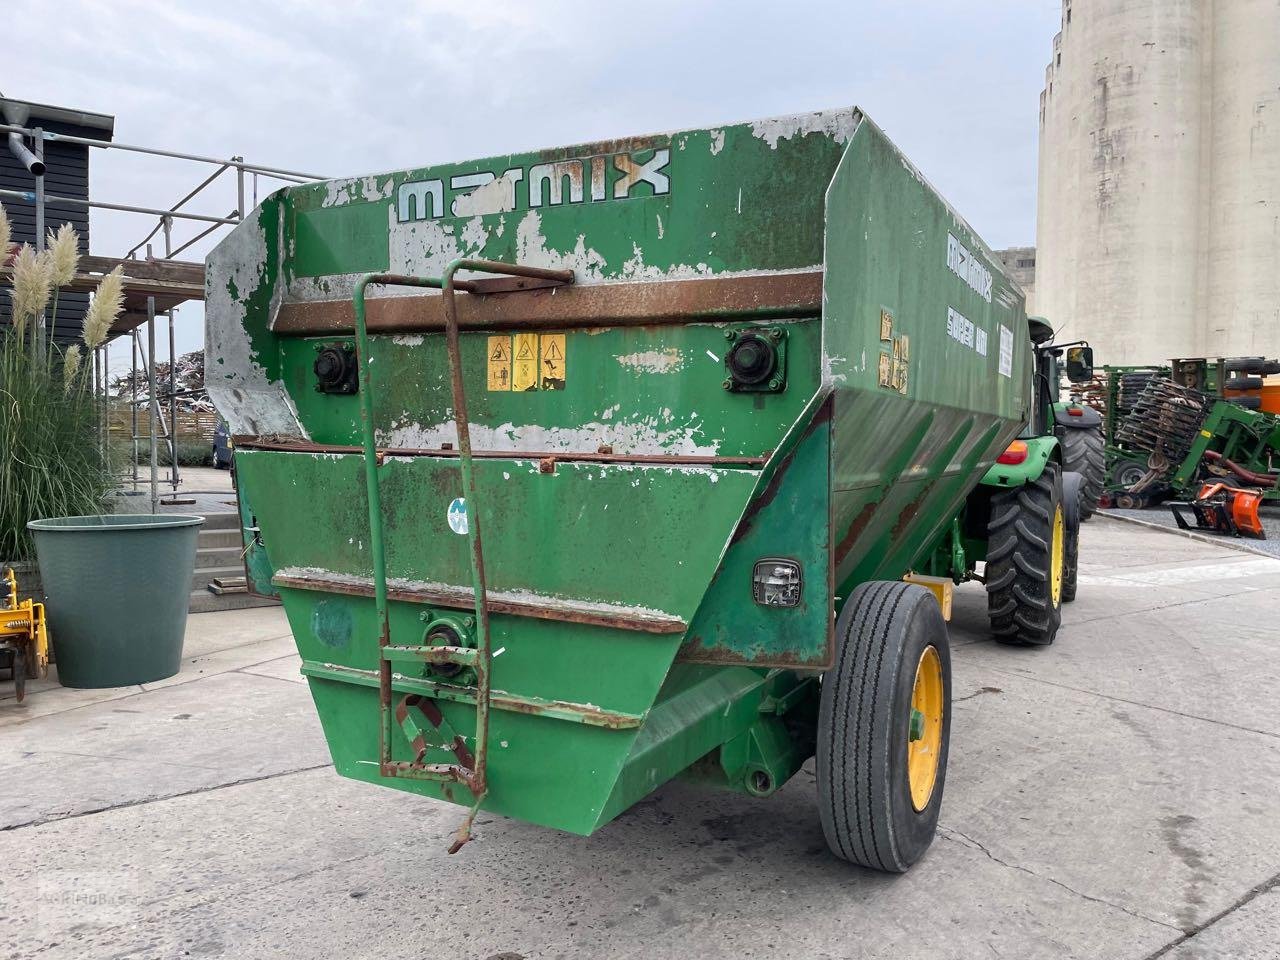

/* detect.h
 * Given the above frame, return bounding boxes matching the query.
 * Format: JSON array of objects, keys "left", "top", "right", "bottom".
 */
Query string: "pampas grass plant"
[
  {"left": 0, "top": 206, "right": 118, "bottom": 560},
  {"left": 62, "top": 344, "right": 83, "bottom": 395},
  {"left": 46, "top": 223, "right": 80, "bottom": 336},
  {"left": 10, "top": 244, "right": 51, "bottom": 340},
  {"left": 46, "top": 224, "right": 79, "bottom": 288},
  {"left": 83, "top": 266, "right": 123, "bottom": 350}
]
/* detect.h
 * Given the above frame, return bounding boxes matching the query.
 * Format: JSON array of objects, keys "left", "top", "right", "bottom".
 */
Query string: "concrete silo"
[{"left": 1035, "top": 0, "right": 1279, "bottom": 363}]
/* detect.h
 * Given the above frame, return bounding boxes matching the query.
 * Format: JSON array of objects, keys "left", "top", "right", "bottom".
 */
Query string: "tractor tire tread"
[
  {"left": 1060, "top": 425, "right": 1105, "bottom": 519},
  {"left": 985, "top": 464, "right": 1063, "bottom": 646}
]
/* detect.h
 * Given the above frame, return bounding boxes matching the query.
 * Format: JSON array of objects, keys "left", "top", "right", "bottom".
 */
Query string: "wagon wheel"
[
  {"left": 986, "top": 462, "right": 1065, "bottom": 645},
  {"left": 817, "top": 581, "right": 951, "bottom": 872}
]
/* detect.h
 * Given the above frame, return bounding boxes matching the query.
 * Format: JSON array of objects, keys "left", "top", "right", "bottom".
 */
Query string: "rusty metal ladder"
[{"left": 350, "top": 260, "right": 575, "bottom": 850}]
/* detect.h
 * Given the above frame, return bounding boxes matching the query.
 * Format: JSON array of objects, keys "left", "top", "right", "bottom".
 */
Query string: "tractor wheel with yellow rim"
[
  {"left": 986, "top": 461, "right": 1066, "bottom": 645},
  {"left": 817, "top": 581, "right": 951, "bottom": 872}
]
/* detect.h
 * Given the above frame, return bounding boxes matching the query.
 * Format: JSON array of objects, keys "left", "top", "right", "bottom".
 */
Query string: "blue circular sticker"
[{"left": 447, "top": 497, "right": 469, "bottom": 535}]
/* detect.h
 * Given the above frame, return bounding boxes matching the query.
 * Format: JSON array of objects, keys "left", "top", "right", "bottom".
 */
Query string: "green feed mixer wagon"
[{"left": 207, "top": 108, "right": 1075, "bottom": 871}]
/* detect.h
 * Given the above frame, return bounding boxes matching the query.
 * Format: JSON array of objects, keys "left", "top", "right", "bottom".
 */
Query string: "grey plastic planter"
[{"left": 27, "top": 514, "right": 205, "bottom": 688}]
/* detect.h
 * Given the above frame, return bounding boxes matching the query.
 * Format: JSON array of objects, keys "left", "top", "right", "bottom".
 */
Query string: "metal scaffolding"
[{"left": 0, "top": 115, "right": 324, "bottom": 510}]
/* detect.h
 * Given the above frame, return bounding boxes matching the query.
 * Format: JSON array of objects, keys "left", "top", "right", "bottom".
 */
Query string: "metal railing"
[{"left": 1, "top": 118, "right": 326, "bottom": 512}]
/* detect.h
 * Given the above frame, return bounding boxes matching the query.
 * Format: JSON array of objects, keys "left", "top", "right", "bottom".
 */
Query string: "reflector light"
[{"left": 997, "top": 440, "right": 1029, "bottom": 465}]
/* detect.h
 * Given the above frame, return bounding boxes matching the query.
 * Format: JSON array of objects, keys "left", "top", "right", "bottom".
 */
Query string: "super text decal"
[{"left": 946, "top": 306, "right": 989, "bottom": 357}]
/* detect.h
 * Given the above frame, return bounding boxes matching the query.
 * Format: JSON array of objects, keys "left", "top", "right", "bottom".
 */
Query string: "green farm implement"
[
  {"left": 207, "top": 108, "right": 1075, "bottom": 870},
  {"left": 1106, "top": 362, "right": 1280, "bottom": 509}
]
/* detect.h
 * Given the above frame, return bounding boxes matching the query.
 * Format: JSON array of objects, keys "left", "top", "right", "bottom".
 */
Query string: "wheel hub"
[
  {"left": 1050, "top": 503, "right": 1065, "bottom": 607},
  {"left": 907, "top": 645, "right": 944, "bottom": 812}
]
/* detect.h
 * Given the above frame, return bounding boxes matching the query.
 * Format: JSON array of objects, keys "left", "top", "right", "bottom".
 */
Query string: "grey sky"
[{"left": 7, "top": 0, "right": 1061, "bottom": 366}]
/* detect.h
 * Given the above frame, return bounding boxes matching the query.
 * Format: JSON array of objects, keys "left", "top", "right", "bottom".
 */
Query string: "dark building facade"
[{"left": 1, "top": 96, "right": 115, "bottom": 342}]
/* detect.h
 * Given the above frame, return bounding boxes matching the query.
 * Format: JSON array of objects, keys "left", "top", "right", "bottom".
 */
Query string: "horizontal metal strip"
[
  {"left": 274, "top": 569, "right": 688, "bottom": 635},
  {"left": 301, "top": 660, "right": 645, "bottom": 729},
  {"left": 272, "top": 270, "right": 822, "bottom": 334},
  {"left": 237, "top": 438, "right": 766, "bottom": 468}
]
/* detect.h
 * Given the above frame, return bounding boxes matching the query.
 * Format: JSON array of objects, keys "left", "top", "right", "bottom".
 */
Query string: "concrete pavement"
[{"left": 1, "top": 518, "right": 1277, "bottom": 959}]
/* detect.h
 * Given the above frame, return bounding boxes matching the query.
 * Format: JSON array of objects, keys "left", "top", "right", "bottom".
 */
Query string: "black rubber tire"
[
  {"left": 817, "top": 581, "right": 951, "bottom": 873},
  {"left": 1231, "top": 395, "right": 1262, "bottom": 410},
  {"left": 1059, "top": 425, "right": 1104, "bottom": 520},
  {"left": 1224, "top": 357, "right": 1267, "bottom": 375},
  {"left": 1224, "top": 376, "right": 1264, "bottom": 391},
  {"left": 1062, "top": 525, "right": 1079, "bottom": 603},
  {"left": 986, "top": 462, "right": 1065, "bottom": 646},
  {"left": 1061, "top": 471, "right": 1082, "bottom": 603}
]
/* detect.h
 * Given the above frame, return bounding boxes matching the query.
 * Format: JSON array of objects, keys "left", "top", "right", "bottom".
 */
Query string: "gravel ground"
[{"left": 1101, "top": 500, "right": 1280, "bottom": 559}]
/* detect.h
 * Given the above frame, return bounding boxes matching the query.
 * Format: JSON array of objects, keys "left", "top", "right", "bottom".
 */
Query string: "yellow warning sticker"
[
  {"left": 487, "top": 336, "right": 512, "bottom": 392},
  {"left": 539, "top": 334, "right": 566, "bottom": 390},
  {"left": 512, "top": 333, "right": 539, "bottom": 392}
]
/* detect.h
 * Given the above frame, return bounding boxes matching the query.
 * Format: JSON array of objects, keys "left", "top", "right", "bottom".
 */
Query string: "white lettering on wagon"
[
  {"left": 946, "top": 232, "right": 993, "bottom": 303},
  {"left": 396, "top": 148, "right": 671, "bottom": 223}
]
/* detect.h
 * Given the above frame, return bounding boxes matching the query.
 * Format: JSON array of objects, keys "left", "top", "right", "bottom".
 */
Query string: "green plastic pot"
[{"left": 27, "top": 514, "right": 205, "bottom": 688}]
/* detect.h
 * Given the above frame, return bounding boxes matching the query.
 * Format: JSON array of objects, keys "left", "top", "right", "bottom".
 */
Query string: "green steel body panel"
[
  {"left": 979, "top": 435, "right": 1059, "bottom": 488},
  {"left": 1171, "top": 400, "right": 1280, "bottom": 501},
  {"left": 234, "top": 484, "right": 278, "bottom": 598},
  {"left": 237, "top": 449, "right": 755, "bottom": 623},
  {"left": 680, "top": 396, "right": 833, "bottom": 666},
  {"left": 207, "top": 108, "right": 1030, "bottom": 836},
  {"left": 820, "top": 121, "right": 1029, "bottom": 591},
  {"left": 280, "top": 320, "right": 821, "bottom": 459}
]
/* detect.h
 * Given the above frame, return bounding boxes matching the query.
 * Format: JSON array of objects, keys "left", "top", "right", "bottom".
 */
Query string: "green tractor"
[
  {"left": 911, "top": 317, "right": 1088, "bottom": 645},
  {"left": 1022, "top": 318, "right": 1106, "bottom": 518}
]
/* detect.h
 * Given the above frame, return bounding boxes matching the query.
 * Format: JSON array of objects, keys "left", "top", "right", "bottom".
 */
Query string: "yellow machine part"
[
  {"left": 1, "top": 567, "right": 49, "bottom": 680},
  {"left": 903, "top": 573, "right": 955, "bottom": 621}
]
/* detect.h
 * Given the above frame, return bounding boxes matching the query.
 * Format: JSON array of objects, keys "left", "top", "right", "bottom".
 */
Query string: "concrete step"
[
  {"left": 198, "top": 528, "right": 243, "bottom": 549},
  {"left": 195, "top": 547, "right": 244, "bottom": 570},
  {"left": 188, "top": 588, "right": 280, "bottom": 614},
  {"left": 199, "top": 512, "right": 241, "bottom": 532}
]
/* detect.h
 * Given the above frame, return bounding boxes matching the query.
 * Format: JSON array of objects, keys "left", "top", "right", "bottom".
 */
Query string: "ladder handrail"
[{"left": 350, "top": 261, "right": 574, "bottom": 821}]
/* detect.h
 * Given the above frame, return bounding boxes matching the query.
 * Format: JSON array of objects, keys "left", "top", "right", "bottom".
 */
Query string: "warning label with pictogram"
[
  {"left": 487, "top": 336, "right": 511, "bottom": 391},
  {"left": 512, "top": 333, "right": 540, "bottom": 392},
  {"left": 486, "top": 332, "right": 568, "bottom": 392},
  {"left": 539, "top": 334, "right": 566, "bottom": 390}
]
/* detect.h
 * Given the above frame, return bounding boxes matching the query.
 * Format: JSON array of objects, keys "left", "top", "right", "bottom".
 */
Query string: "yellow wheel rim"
[
  {"left": 1050, "top": 503, "right": 1065, "bottom": 608},
  {"left": 907, "top": 646, "right": 945, "bottom": 812}
]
